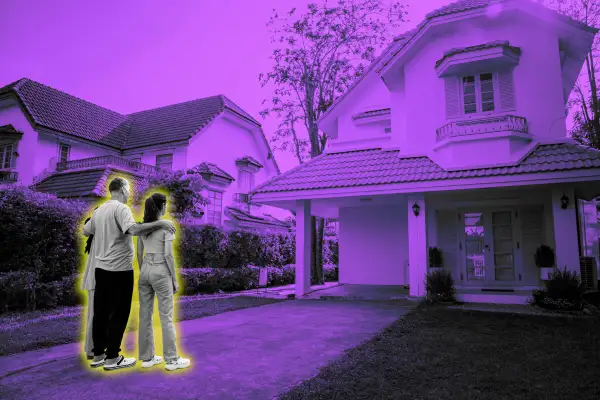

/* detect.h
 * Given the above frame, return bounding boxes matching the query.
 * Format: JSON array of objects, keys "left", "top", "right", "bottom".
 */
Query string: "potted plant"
[
  {"left": 534, "top": 245, "right": 556, "bottom": 280},
  {"left": 428, "top": 247, "right": 444, "bottom": 274}
]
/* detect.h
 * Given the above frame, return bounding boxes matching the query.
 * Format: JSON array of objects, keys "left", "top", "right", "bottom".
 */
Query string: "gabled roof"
[
  {"left": 225, "top": 206, "right": 291, "bottom": 229},
  {"left": 33, "top": 167, "right": 145, "bottom": 198},
  {"left": 0, "top": 124, "right": 21, "bottom": 134},
  {"left": 318, "top": 0, "right": 597, "bottom": 125},
  {"left": 236, "top": 155, "right": 264, "bottom": 168},
  {"left": 252, "top": 143, "right": 600, "bottom": 194},
  {"left": 352, "top": 108, "right": 391, "bottom": 120},
  {"left": 188, "top": 162, "right": 235, "bottom": 181},
  {"left": 0, "top": 78, "right": 271, "bottom": 156}
]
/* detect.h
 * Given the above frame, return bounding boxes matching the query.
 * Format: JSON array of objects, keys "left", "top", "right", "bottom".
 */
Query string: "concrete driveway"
[{"left": 0, "top": 300, "right": 413, "bottom": 400}]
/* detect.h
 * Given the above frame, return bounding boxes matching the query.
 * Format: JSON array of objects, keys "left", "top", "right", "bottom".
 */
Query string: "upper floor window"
[
  {"left": 206, "top": 190, "right": 223, "bottom": 226},
  {"left": 59, "top": 143, "right": 70, "bottom": 164},
  {"left": 1, "top": 144, "right": 15, "bottom": 169},
  {"left": 156, "top": 154, "right": 173, "bottom": 171},
  {"left": 462, "top": 73, "right": 495, "bottom": 115},
  {"left": 238, "top": 170, "right": 255, "bottom": 192}
]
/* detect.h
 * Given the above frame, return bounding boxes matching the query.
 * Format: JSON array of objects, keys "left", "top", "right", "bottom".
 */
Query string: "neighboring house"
[
  {"left": 252, "top": 0, "right": 600, "bottom": 302},
  {"left": 0, "top": 78, "right": 290, "bottom": 232}
]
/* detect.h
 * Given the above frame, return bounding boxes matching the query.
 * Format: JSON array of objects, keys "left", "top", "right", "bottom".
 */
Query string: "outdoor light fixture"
[
  {"left": 412, "top": 202, "right": 420, "bottom": 216},
  {"left": 560, "top": 193, "right": 569, "bottom": 209}
]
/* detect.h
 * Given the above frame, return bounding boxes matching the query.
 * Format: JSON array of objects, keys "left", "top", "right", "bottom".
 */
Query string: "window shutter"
[
  {"left": 497, "top": 69, "right": 516, "bottom": 111},
  {"left": 444, "top": 77, "right": 461, "bottom": 119}
]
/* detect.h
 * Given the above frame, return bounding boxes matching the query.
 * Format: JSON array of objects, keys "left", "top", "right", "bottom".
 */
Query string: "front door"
[{"left": 460, "top": 209, "right": 518, "bottom": 287}]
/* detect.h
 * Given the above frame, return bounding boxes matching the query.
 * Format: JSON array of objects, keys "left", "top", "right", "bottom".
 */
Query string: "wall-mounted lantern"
[
  {"left": 412, "top": 202, "right": 420, "bottom": 217},
  {"left": 560, "top": 193, "right": 569, "bottom": 209}
]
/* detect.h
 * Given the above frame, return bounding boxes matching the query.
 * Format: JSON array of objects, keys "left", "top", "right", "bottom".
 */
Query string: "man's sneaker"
[
  {"left": 90, "top": 355, "right": 106, "bottom": 368},
  {"left": 165, "top": 357, "right": 190, "bottom": 371},
  {"left": 141, "top": 355, "right": 163, "bottom": 368},
  {"left": 103, "top": 355, "right": 136, "bottom": 371}
]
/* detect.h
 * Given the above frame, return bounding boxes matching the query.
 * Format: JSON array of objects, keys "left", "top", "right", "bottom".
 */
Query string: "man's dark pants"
[{"left": 92, "top": 268, "right": 134, "bottom": 359}]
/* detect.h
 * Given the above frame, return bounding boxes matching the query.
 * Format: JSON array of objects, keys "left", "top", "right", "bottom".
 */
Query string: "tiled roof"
[
  {"left": 236, "top": 155, "right": 264, "bottom": 168},
  {"left": 188, "top": 162, "right": 235, "bottom": 181},
  {"left": 0, "top": 78, "right": 267, "bottom": 153},
  {"left": 252, "top": 143, "right": 600, "bottom": 194},
  {"left": 225, "top": 206, "right": 291, "bottom": 228},
  {"left": 435, "top": 40, "right": 521, "bottom": 67},
  {"left": 33, "top": 167, "right": 145, "bottom": 198},
  {"left": 0, "top": 79, "right": 129, "bottom": 148},
  {"left": 352, "top": 109, "right": 391, "bottom": 120}
]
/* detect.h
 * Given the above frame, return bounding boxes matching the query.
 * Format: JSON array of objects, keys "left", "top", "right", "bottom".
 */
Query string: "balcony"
[
  {"left": 56, "top": 155, "right": 160, "bottom": 175},
  {"left": 436, "top": 115, "right": 528, "bottom": 142},
  {"left": 0, "top": 171, "right": 18, "bottom": 183}
]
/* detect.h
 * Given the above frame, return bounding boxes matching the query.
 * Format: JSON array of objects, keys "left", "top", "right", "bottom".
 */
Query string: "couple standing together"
[{"left": 81, "top": 177, "right": 191, "bottom": 371}]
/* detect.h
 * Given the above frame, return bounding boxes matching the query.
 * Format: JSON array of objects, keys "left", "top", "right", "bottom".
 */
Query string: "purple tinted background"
[{"left": 0, "top": 0, "right": 451, "bottom": 172}]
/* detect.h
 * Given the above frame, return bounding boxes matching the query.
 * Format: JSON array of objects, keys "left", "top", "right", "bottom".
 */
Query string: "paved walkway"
[{"left": 0, "top": 300, "right": 413, "bottom": 400}]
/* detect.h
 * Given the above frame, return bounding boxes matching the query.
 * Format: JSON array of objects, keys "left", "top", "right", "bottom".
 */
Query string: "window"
[
  {"left": 238, "top": 170, "right": 255, "bottom": 192},
  {"left": 156, "top": 154, "right": 173, "bottom": 171},
  {"left": 462, "top": 73, "right": 495, "bottom": 115},
  {"left": 0, "top": 144, "right": 14, "bottom": 169},
  {"left": 59, "top": 143, "right": 70, "bottom": 164},
  {"left": 206, "top": 190, "right": 223, "bottom": 226}
]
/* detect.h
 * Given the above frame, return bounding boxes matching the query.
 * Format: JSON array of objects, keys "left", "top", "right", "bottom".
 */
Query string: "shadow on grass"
[{"left": 278, "top": 305, "right": 600, "bottom": 400}]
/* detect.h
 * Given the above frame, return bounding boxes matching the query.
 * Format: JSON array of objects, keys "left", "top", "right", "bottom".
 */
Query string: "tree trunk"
[{"left": 310, "top": 216, "right": 325, "bottom": 285}]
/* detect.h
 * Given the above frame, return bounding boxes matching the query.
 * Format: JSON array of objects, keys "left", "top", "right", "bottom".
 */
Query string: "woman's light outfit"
[
  {"left": 138, "top": 229, "right": 179, "bottom": 362},
  {"left": 81, "top": 241, "right": 96, "bottom": 358}
]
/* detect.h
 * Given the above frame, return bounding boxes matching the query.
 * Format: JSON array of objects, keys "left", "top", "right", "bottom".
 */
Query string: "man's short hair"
[{"left": 109, "top": 177, "right": 129, "bottom": 193}]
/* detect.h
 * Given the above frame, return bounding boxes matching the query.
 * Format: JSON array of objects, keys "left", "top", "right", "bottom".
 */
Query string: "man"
[{"left": 83, "top": 177, "right": 176, "bottom": 371}]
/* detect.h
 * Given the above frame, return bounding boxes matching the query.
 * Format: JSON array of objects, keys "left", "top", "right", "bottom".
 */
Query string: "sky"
[{"left": 1, "top": 0, "right": 453, "bottom": 172}]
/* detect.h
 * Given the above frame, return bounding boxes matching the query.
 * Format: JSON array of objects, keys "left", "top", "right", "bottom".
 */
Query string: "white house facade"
[
  {"left": 0, "top": 78, "right": 290, "bottom": 232},
  {"left": 252, "top": 0, "right": 600, "bottom": 303}
]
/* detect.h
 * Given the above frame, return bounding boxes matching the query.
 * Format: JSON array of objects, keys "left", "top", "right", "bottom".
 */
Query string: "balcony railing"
[
  {"left": 0, "top": 171, "right": 18, "bottom": 183},
  {"left": 436, "top": 115, "right": 528, "bottom": 142},
  {"left": 234, "top": 193, "right": 251, "bottom": 203},
  {"left": 56, "top": 155, "right": 160, "bottom": 175}
]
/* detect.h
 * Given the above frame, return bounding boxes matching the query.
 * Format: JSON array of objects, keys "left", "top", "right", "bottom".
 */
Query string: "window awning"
[{"left": 436, "top": 41, "right": 521, "bottom": 77}]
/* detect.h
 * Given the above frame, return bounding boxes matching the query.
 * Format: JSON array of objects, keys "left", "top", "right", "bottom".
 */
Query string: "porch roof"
[{"left": 251, "top": 143, "right": 600, "bottom": 195}]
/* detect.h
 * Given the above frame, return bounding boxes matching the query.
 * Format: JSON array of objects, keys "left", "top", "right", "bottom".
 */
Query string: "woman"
[
  {"left": 82, "top": 210, "right": 98, "bottom": 360},
  {"left": 137, "top": 193, "right": 190, "bottom": 371}
]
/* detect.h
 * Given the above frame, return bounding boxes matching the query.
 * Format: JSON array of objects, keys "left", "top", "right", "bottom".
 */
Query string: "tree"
[
  {"left": 540, "top": 0, "right": 600, "bottom": 148},
  {"left": 134, "top": 169, "right": 207, "bottom": 222},
  {"left": 259, "top": 0, "right": 407, "bottom": 284}
]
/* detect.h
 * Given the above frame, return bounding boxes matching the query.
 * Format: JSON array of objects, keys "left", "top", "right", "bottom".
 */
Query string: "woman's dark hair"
[{"left": 143, "top": 193, "right": 168, "bottom": 223}]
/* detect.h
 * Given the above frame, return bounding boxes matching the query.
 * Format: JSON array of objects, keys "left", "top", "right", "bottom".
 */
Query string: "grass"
[
  {"left": 0, "top": 296, "right": 284, "bottom": 356},
  {"left": 278, "top": 305, "right": 600, "bottom": 400}
]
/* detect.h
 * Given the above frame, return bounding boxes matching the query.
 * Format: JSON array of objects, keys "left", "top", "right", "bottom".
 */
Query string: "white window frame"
[
  {"left": 59, "top": 143, "right": 71, "bottom": 164},
  {"left": 237, "top": 169, "right": 255, "bottom": 192},
  {"left": 0, "top": 143, "right": 15, "bottom": 169},
  {"left": 156, "top": 153, "right": 173, "bottom": 171},
  {"left": 459, "top": 72, "right": 497, "bottom": 116},
  {"left": 206, "top": 190, "right": 223, "bottom": 226}
]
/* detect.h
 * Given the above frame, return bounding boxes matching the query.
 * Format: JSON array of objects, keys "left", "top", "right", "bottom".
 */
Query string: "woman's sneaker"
[
  {"left": 141, "top": 355, "right": 163, "bottom": 368},
  {"left": 103, "top": 355, "right": 136, "bottom": 371},
  {"left": 165, "top": 357, "right": 190, "bottom": 371}
]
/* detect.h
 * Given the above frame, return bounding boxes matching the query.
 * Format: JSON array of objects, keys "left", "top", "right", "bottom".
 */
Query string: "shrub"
[
  {"left": 534, "top": 245, "right": 555, "bottom": 268},
  {"left": 323, "top": 239, "right": 339, "bottom": 266},
  {"left": 0, "top": 186, "right": 88, "bottom": 282},
  {"left": 532, "top": 268, "right": 585, "bottom": 310},
  {"left": 0, "top": 270, "right": 38, "bottom": 313},
  {"left": 179, "top": 266, "right": 260, "bottom": 295},
  {"left": 227, "top": 230, "right": 260, "bottom": 268},
  {"left": 425, "top": 270, "right": 456, "bottom": 303},
  {"left": 324, "top": 264, "right": 339, "bottom": 281},
  {"left": 179, "top": 224, "right": 229, "bottom": 268},
  {"left": 428, "top": 247, "right": 443, "bottom": 268}
]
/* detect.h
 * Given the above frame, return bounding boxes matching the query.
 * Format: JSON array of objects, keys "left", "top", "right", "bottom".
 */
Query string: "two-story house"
[
  {"left": 252, "top": 0, "right": 600, "bottom": 302},
  {"left": 0, "top": 78, "right": 290, "bottom": 232}
]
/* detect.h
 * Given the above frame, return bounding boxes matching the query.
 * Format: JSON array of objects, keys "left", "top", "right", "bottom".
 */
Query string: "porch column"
[
  {"left": 408, "top": 194, "right": 427, "bottom": 297},
  {"left": 295, "top": 200, "right": 312, "bottom": 297},
  {"left": 551, "top": 187, "right": 580, "bottom": 273}
]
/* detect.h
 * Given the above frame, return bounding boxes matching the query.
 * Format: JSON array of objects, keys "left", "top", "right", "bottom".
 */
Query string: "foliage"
[
  {"left": 539, "top": 0, "right": 600, "bottom": 148},
  {"left": 0, "top": 186, "right": 88, "bottom": 282},
  {"left": 425, "top": 270, "right": 456, "bottom": 303},
  {"left": 534, "top": 245, "right": 555, "bottom": 268},
  {"left": 323, "top": 238, "right": 339, "bottom": 266},
  {"left": 134, "top": 169, "right": 206, "bottom": 221},
  {"left": 532, "top": 268, "right": 586, "bottom": 310},
  {"left": 428, "top": 247, "right": 443, "bottom": 268}
]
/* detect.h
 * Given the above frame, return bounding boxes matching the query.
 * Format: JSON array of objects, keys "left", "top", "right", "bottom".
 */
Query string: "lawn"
[
  {"left": 0, "top": 296, "right": 284, "bottom": 356},
  {"left": 279, "top": 305, "right": 600, "bottom": 400}
]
